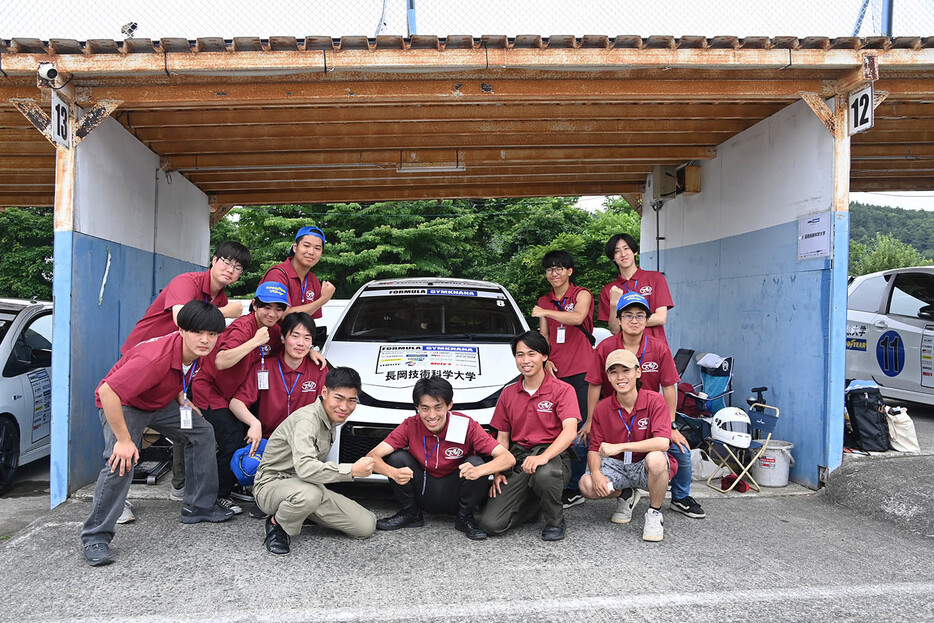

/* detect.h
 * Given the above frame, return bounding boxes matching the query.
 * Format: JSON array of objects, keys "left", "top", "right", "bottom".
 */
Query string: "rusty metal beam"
[
  {"left": 209, "top": 203, "right": 236, "bottom": 227},
  {"left": 74, "top": 99, "right": 123, "bottom": 144},
  {"left": 799, "top": 92, "right": 837, "bottom": 134},
  {"left": 850, "top": 178, "right": 934, "bottom": 191},
  {"left": 9, "top": 98, "right": 54, "bottom": 145},
  {"left": 852, "top": 144, "right": 934, "bottom": 158}
]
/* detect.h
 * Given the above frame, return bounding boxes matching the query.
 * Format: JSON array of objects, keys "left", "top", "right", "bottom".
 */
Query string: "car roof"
[
  {"left": 0, "top": 298, "right": 52, "bottom": 314},
  {"left": 362, "top": 277, "right": 502, "bottom": 290},
  {"left": 851, "top": 265, "right": 934, "bottom": 287}
]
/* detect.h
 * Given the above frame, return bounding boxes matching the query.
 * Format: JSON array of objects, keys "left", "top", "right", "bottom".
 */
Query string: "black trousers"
[
  {"left": 203, "top": 407, "right": 247, "bottom": 498},
  {"left": 384, "top": 449, "right": 488, "bottom": 517}
]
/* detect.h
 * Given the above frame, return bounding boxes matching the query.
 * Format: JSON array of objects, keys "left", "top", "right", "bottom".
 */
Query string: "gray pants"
[
  {"left": 254, "top": 478, "right": 376, "bottom": 539},
  {"left": 479, "top": 443, "right": 573, "bottom": 534},
  {"left": 80, "top": 404, "right": 219, "bottom": 546}
]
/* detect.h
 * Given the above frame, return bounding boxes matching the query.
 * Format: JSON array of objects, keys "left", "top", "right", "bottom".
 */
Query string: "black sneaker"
[
  {"left": 264, "top": 517, "right": 290, "bottom": 555},
  {"left": 217, "top": 497, "right": 243, "bottom": 515},
  {"left": 454, "top": 514, "right": 487, "bottom": 540},
  {"left": 180, "top": 503, "right": 235, "bottom": 524},
  {"left": 376, "top": 510, "right": 425, "bottom": 531},
  {"left": 541, "top": 519, "right": 566, "bottom": 541},
  {"left": 670, "top": 496, "right": 707, "bottom": 519},
  {"left": 230, "top": 485, "right": 254, "bottom": 503},
  {"left": 83, "top": 542, "right": 114, "bottom": 567},
  {"left": 562, "top": 490, "right": 586, "bottom": 509},
  {"left": 249, "top": 503, "right": 268, "bottom": 519}
]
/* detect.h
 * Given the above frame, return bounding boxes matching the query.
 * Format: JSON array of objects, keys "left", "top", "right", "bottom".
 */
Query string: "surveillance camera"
[{"left": 37, "top": 63, "right": 58, "bottom": 81}]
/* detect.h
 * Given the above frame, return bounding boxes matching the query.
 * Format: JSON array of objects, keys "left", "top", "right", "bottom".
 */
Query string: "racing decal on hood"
[{"left": 377, "top": 345, "right": 481, "bottom": 379}]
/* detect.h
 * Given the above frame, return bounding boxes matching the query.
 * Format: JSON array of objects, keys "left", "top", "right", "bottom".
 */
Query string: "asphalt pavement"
[{"left": 2, "top": 407, "right": 933, "bottom": 622}]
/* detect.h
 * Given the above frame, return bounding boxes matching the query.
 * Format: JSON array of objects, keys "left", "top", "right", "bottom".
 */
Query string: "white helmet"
[{"left": 711, "top": 407, "right": 751, "bottom": 449}]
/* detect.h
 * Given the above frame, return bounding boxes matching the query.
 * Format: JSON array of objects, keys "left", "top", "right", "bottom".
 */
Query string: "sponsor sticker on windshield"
[{"left": 377, "top": 345, "right": 481, "bottom": 382}]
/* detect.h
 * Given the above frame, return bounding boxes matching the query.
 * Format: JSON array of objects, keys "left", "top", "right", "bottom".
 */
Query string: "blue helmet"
[{"left": 230, "top": 439, "right": 268, "bottom": 487}]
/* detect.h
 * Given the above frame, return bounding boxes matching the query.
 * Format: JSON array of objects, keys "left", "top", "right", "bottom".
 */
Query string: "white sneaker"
[
  {"left": 643, "top": 508, "right": 664, "bottom": 542},
  {"left": 217, "top": 497, "right": 243, "bottom": 515},
  {"left": 610, "top": 488, "right": 642, "bottom": 524},
  {"left": 169, "top": 484, "right": 184, "bottom": 501},
  {"left": 116, "top": 500, "right": 135, "bottom": 525}
]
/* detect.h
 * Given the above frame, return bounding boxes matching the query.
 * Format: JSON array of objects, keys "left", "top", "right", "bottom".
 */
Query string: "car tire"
[{"left": 0, "top": 415, "right": 20, "bottom": 495}]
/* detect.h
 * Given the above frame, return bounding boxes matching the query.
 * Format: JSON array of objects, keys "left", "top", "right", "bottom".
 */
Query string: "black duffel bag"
[{"left": 844, "top": 382, "right": 890, "bottom": 452}]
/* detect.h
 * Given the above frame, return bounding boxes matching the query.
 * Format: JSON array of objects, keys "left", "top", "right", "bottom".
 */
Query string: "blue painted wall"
[
  {"left": 53, "top": 231, "right": 201, "bottom": 501},
  {"left": 644, "top": 216, "right": 846, "bottom": 488}
]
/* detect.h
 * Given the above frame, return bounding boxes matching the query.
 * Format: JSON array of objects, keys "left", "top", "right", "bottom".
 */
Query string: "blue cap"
[
  {"left": 294, "top": 226, "right": 326, "bottom": 245},
  {"left": 254, "top": 282, "right": 289, "bottom": 306},
  {"left": 230, "top": 439, "right": 268, "bottom": 487},
  {"left": 616, "top": 292, "right": 651, "bottom": 315}
]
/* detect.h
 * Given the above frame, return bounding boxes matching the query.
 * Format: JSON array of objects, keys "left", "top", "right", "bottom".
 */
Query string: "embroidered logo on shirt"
[
  {"left": 565, "top": 303, "right": 575, "bottom": 312},
  {"left": 444, "top": 447, "right": 464, "bottom": 459},
  {"left": 640, "top": 285, "right": 653, "bottom": 296},
  {"left": 537, "top": 400, "right": 554, "bottom": 412},
  {"left": 641, "top": 362, "right": 659, "bottom": 372},
  {"left": 301, "top": 381, "right": 318, "bottom": 392},
  {"left": 637, "top": 417, "right": 649, "bottom": 429},
  {"left": 306, "top": 291, "right": 316, "bottom": 301}
]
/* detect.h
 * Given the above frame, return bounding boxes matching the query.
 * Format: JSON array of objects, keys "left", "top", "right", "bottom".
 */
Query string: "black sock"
[{"left": 650, "top": 504, "right": 661, "bottom": 511}]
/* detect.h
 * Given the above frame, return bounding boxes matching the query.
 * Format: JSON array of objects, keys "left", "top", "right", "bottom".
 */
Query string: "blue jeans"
[{"left": 668, "top": 442, "right": 692, "bottom": 500}]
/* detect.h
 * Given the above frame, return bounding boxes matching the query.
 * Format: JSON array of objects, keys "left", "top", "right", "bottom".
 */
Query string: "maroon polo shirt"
[
  {"left": 98, "top": 333, "right": 198, "bottom": 411},
  {"left": 537, "top": 282, "right": 594, "bottom": 377},
  {"left": 234, "top": 355, "right": 328, "bottom": 435},
  {"left": 590, "top": 390, "right": 677, "bottom": 479},
  {"left": 586, "top": 333, "right": 679, "bottom": 398},
  {"left": 597, "top": 268, "right": 674, "bottom": 342},
  {"left": 121, "top": 270, "right": 227, "bottom": 356},
  {"left": 490, "top": 374, "right": 581, "bottom": 449},
  {"left": 383, "top": 411, "right": 501, "bottom": 478},
  {"left": 192, "top": 313, "right": 283, "bottom": 410},
  {"left": 260, "top": 260, "right": 323, "bottom": 319}
]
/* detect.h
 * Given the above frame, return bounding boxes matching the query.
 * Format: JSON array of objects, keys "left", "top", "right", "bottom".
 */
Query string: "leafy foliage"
[
  {"left": 0, "top": 207, "right": 53, "bottom": 300},
  {"left": 849, "top": 233, "right": 932, "bottom": 276},
  {"left": 850, "top": 202, "right": 934, "bottom": 260}
]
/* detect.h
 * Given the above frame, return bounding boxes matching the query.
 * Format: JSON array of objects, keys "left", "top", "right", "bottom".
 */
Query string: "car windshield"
[{"left": 333, "top": 291, "right": 523, "bottom": 342}]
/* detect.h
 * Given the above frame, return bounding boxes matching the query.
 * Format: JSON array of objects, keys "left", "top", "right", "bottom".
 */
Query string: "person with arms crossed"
[
  {"left": 531, "top": 250, "right": 595, "bottom": 509},
  {"left": 253, "top": 367, "right": 376, "bottom": 555},
  {"left": 368, "top": 377, "right": 515, "bottom": 540},
  {"left": 479, "top": 331, "right": 581, "bottom": 541},
  {"left": 597, "top": 233, "right": 673, "bottom": 342},
  {"left": 81, "top": 301, "right": 234, "bottom": 567},
  {"left": 579, "top": 349, "right": 677, "bottom": 542},
  {"left": 583, "top": 292, "right": 705, "bottom": 520}
]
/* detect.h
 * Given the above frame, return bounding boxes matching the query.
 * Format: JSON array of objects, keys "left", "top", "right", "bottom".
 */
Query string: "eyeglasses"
[
  {"left": 620, "top": 313, "right": 647, "bottom": 322},
  {"left": 218, "top": 257, "right": 244, "bottom": 274},
  {"left": 544, "top": 266, "right": 567, "bottom": 275}
]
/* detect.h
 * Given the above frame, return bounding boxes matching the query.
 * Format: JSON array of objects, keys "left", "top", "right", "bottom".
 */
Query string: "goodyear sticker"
[{"left": 846, "top": 338, "right": 867, "bottom": 351}]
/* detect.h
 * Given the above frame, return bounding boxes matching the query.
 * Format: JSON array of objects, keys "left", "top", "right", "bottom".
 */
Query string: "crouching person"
[
  {"left": 252, "top": 367, "right": 376, "bottom": 554},
  {"left": 367, "top": 377, "right": 516, "bottom": 540},
  {"left": 81, "top": 301, "right": 232, "bottom": 567},
  {"left": 579, "top": 349, "right": 676, "bottom": 542}
]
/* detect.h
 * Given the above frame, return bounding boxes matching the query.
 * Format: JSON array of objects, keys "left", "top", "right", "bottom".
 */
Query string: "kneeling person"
[
  {"left": 579, "top": 349, "right": 677, "bottom": 542},
  {"left": 253, "top": 367, "right": 376, "bottom": 554},
  {"left": 368, "top": 377, "right": 516, "bottom": 540}
]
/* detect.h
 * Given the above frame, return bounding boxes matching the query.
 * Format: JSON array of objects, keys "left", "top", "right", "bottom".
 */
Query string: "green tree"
[
  {"left": 0, "top": 207, "right": 53, "bottom": 299},
  {"left": 849, "top": 233, "right": 932, "bottom": 276}
]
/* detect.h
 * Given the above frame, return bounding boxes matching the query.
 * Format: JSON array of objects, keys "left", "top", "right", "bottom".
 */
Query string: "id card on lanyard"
[
  {"left": 617, "top": 408, "right": 637, "bottom": 464},
  {"left": 277, "top": 359, "right": 302, "bottom": 418},
  {"left": 257, "top": 347, "right": 269, "bottom": 390},
  {"left": 556, "top": 296, "right": 568, "bottom": 344},
  {"left": 180, "top": 360, "right": 198, "bottom": 429},
  {"left": 422, "top": 435, "right": 440, "bottom": 494}
]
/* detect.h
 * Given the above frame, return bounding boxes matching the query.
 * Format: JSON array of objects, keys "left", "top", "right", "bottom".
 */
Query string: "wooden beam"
[
  {"left": 0, "top": 194, "right": 55, "bottom": 207},
  {"left": 116, "top": 102, "right": 788, "bottom": 128},
  {"left": 210, "top": 181, "right": 648, "bottom": 205},
  {"left": 852, "top": 144, "right": 934, "bottom": 158},
  {"left": 850, "top": 178, "right": 934, "bottom": 191}
]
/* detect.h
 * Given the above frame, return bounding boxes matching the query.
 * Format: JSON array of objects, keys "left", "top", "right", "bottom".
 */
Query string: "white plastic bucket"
[{"left": 750, "top": 440, "right": 795, "bottom": 487}]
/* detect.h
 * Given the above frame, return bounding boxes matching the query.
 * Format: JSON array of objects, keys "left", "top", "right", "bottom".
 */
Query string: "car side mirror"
[
  {"left": 918, "top": 304, "right": 934, "bottom": 320},
  {"left": 31, "top": 348, "right": 52, "bottom": 368}
]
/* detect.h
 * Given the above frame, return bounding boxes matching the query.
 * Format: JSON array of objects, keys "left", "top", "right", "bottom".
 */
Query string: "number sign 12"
[
  {"left": 51, "top": 90, "right": 70, "bottom": 148},
  {"left": 848, "top": 84, "right": 874, "bottom": 136}
]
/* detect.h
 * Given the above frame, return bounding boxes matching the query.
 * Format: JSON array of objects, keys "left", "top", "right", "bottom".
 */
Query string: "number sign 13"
[
  {"left": 847, "top": 84, "right": 874, "bottom": 136},
  {"left": 51, "top": 90, "right": 71, "bottom": 148}
]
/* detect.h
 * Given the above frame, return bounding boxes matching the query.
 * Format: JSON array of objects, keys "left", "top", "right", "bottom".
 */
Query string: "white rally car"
[
  {"left": 0, "top": 298, "right": 53, "bottom": 494},
  {"left": 846, "top": 266, "right": 934, "bottom": 405},
  {"left": 321, "top": 278, "right": 529, "bottom": 470}
]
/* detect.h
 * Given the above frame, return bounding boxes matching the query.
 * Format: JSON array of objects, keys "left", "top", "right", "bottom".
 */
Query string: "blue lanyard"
[
  {"left": 637, "top": 336, "right": 647, "bottom": 365},
  {"left": 559, "top": 295, "right": 568, "bottom": 327},
  {"left": 617, "top": 408, "right": 638, "bottom": 443},
  {"left": 623, "top": 279, "right": 639, "bottom": 294},
  {"left": 277, "top": 359, "right": 302, "bottom": 415},
  {"left": 258, "top": 347, "right": 266, "bottom": 369},
  {"left": 299, "top": 273, "right": 309, "bottom": 302},
  {"left": 422, "top": 435, "right": 441, "bottom": 494},
  {"left": 181, "top": 360, "right": 198, "bottom": 406}
]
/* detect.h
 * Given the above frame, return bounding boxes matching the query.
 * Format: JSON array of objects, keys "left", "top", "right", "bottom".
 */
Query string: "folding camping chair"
[
  {"left": 705, "top": 396, "right": 781, "bottom": 493},
  {"left": 674, "top": 353, "right": 733, "bottom": 448}
]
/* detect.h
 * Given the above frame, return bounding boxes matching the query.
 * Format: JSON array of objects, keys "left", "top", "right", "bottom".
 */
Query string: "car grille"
[{"left": 339, "top": 424, "right": 396, "bottom": 463}]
